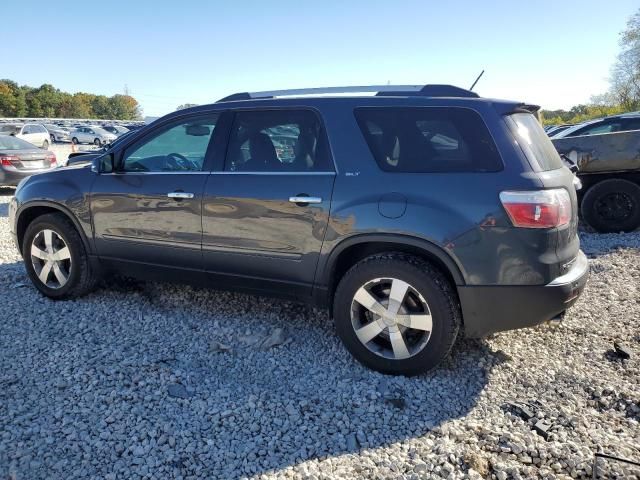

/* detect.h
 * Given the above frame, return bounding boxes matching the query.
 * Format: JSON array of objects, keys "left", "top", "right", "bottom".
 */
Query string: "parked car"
[
  {"left": 551, "top": 112, "right": 640, "bottom": 139},
  {"left": 65, "top": 129, "right": 138, "bottom": 166},
  {"left": 43, "top": 124, "right": 71, "bottom": 143},
  {"left": 69, "top": 126, "right": 117, "bottom": 146},
  {"left": 0, "top": 123, "right": 50, "bottom": 148},
  {"left": 8, "top": 84, "right": 588, "bottom": 375},
  {"left": 0, "top": 135, "right": 57, "bottom": 186},
  {"left": 101, "top": 125, "right": 130, "bottom": 137},
  {"left": 545, "top": 124, "right": 573, "bottom": 137},
  {"left": 552, "top": 125, "right": 640, "bottom": 232}
]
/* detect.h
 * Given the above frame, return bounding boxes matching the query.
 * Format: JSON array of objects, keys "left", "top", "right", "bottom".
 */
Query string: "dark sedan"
[{"left": 0, "top": 135, "right": 57, "bottom": 186}]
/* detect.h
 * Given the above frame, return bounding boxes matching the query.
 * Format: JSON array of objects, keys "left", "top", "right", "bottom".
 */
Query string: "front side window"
[
  {"left": 354, "top": 107, "right": 502, "bottom": 172},
  {"left": 122, "top": 115, "right": 218, "bottom": 172},
  {"left": 225, "top": 110, "right": 332, "bottom": 172}
]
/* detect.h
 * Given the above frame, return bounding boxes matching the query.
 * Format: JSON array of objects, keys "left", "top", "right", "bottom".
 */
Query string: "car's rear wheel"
[
  {"left": 50, "top": 134, "right": 55, "bottom": 143},
  {"left": 23, "top": 213, "right": 98, "bottom": 299},
  {"left": 581, "top": 179, "right": 640, "bottom": 233},
  {"left": 333, "top": 253, "right": 460, "bottom": 375},
  {"left": 94, "top": 138, "right": 102, "bottom": 146},
  {"left": 71, "top": 137, "right": 79, "bottom": 145},
  {"left": 42, "top": 139, "right": 49, "bottom": 149}
]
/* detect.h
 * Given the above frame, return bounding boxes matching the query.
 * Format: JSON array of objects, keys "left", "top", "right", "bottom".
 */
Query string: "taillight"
[
  {"left": 46, "top": 152, "right": 57, "bottom": 167},
  {"left": 500, "top": 189, "right": 571, "bottom": 228},
  {"left": 0, "top": 155, "right": 18, "bottom": 166}
]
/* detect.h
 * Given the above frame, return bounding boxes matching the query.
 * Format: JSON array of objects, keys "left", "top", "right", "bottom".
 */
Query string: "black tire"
[
  {"left": 333, "top": 253, "right": 461, "bottom": 376},
  {"left": 42, "top": 139, "right": 49, "bottom": 149},
  {"left": 71, "top": 137, "right": 79, "bottom": 145},
  {"left": 50, "top": 134, "right": 55, "bottom": 143},
  {"left": 94, "top": 138, "right": 102, "bottom": 146},
  {"left": 22, "top": 213, "right": 99, "bottom": 299},
  {"left": 581, "top": 179, "right": 640, "bottom": 233}
]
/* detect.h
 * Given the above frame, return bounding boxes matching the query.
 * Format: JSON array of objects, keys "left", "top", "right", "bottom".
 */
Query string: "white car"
[
  {"left": 102, "top": 125, "right": 130, "bottom": 137},
  {"left": 0, "top": 123, "right": 50, "bottom": 148},
  {"left": 69, "top": 126, "right": 117, "bottom": 146}
]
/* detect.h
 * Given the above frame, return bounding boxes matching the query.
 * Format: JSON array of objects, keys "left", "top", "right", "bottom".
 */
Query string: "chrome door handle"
[
  {"left": 168, "top": 192, "right": 194, "bottom": 199},
  {"left": 289, "top": 196, "right": 322, "bottom": 204}
]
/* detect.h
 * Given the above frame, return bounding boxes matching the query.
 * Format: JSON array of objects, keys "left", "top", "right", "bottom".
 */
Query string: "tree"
[
  {"left": 609, "top": 8, "right": 640, "bottom": 110},
  {"left": 109, "top": 95, "right": 141, "bottom": 120},
  {"left": 0, "top": 79, "right": 27, "bottom": 117}
]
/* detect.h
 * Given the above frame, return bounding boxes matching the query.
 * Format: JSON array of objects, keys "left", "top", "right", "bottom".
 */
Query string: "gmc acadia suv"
[{"left": 9, "top": 84, "right": 589, "bottom": 375}]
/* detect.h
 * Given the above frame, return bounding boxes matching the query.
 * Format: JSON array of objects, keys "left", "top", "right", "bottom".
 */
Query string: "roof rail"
[{"left": 216, "top": 84, "right": 479, "bottom": 103}]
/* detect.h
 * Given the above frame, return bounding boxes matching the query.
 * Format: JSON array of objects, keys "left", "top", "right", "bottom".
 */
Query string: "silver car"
[
  {"left": 43, "top": 124, "right": 71, "bottom": 143},
  {"left": 69, "top": 126, "right": 117, "bottom": 146}
]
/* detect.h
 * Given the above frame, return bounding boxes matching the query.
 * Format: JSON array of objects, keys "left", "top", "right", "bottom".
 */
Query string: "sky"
[{"left": 1, "top": 0, "right": 637, "bottom": 117}]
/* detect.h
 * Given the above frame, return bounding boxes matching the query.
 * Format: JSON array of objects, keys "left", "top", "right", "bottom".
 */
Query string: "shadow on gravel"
[{"left": 0, "top": 267, "right": 500, "bottom": 479}]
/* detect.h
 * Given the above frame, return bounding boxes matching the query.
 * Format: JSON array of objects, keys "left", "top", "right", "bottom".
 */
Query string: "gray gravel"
[{"left": 0, "top": 187, "right": 638, "bottom": 480}]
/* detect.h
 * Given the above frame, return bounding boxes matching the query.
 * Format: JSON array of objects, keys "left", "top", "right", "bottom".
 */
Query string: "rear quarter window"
[
  {"left": 354, "top": 107, "right": 502, "bottom": 173},
  {"left": 507, "top": 113, "right": 563, "bottom": 171}
]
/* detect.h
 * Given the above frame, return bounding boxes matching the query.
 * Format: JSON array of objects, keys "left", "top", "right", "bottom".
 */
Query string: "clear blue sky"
[{"left": 1, "top": 0, "right": 637, "bottom": 116}]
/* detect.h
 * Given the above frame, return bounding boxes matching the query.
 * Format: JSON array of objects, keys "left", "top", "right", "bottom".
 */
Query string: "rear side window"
[
  {"left": 225, "top": 109, "right": 333, "bottom": 172},
  {"left": 354, "top": 107, "right": 502, "bottom": 173},
  {"left": 507, "top": 113, "right": 563, "bottom": 171}
]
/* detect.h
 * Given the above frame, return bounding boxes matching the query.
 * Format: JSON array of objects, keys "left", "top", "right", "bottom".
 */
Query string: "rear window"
[
  {"left": 507, "top": 113, "right": 563, "bottom": 171},
  {"left": 354, "top": 107, "right": 502, "bottom": 173}
]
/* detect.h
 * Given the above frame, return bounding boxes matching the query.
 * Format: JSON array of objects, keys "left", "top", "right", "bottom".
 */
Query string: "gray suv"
[{"left": 9, "top": 84, "right": 589, "bottom": 375}]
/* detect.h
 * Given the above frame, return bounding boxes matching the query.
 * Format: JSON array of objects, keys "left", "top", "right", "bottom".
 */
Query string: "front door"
[
  {"left": 202, "top": 109, "right": 335, "bottom": 297},
  {"left": 91, "top": 113, "right": 221, "bottom": 269}
]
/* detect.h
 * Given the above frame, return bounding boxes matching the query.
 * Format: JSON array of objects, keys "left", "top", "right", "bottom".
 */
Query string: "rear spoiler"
[{"left": 496, "top": 102, "right": 541, "bottom": 121}]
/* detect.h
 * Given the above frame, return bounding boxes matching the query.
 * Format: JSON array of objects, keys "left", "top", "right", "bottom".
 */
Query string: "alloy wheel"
[
  {"left": 30, "top": 229, "right": 72, "bottom": 289},
  {"left": 350, "top": 277, "right": 432, "bottom": 360}
]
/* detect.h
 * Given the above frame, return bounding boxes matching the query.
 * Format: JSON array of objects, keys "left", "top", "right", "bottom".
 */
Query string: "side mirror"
[{"left": 91, "top": 154, "right": 114, "bottom": 173}]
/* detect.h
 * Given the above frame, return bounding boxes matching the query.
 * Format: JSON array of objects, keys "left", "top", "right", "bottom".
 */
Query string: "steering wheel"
[{"left": 166, "top": 152, "right": 190, "bottom": 170}]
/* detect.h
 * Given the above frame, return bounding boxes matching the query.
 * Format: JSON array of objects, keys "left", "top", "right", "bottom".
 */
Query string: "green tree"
[
  {"left": 0, "top": 79, "right": 27, "bottom": 116},
  {"left": 610, "top": 8, "right": 640, "bottom": 109},
  {"left": 108, "top": 94, "right": 141, "bottom": 120}
]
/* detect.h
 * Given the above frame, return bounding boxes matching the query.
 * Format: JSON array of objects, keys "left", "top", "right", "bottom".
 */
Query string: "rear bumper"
[
  {"left": 0, "top": 168, "right": 53, "bottom": 187},
  {"left": 459, "top": 250, "right": 590, "bottom": 338}
]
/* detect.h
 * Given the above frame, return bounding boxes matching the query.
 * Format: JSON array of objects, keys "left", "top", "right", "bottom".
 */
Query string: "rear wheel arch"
[
  {"left": 16, "top": 203, "right": 92, "bottom": 256},
  {"left": 322, "top": 235, "right": 465, "bottom": 306}
]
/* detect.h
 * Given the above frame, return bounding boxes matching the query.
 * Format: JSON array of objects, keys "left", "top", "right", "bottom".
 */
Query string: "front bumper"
[
  {"left": 458, "top": 250, "right": 590, "bottom": 338},
  {"left": 8, "top": 196, "right": 19, "bottom": 253}
]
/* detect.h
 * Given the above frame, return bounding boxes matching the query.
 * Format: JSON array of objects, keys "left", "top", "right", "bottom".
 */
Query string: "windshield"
[{"left": 0, "top": 135, "right": 35, "bottom": 150}]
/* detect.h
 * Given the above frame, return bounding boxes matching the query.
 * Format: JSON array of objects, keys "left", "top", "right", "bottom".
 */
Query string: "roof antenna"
[{"left": 469, "top": 70, "right": 485, "bottom": 91}]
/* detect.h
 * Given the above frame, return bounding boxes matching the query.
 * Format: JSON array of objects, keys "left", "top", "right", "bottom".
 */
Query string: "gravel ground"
[{"left": 0, "top": 188, "right": 638, "bottom": 480}]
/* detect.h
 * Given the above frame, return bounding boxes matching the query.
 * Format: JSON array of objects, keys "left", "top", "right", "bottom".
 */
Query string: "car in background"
[
  {"left": 101, "top": 125, "right": 129, "bottom": 137},
  {"left": 43, "top": 124, "right": 71, "bottom": 143},
  {"left": 64, "top": 129, "right": 138, "bottom": 166},
  {"left": 0, "top": 123, "right": 50, "bottom": 148},
  {"left": 551, "top": 112, "right": 640, "bottom": 139},
  {"left": 0, "top": 135, "right": 57, "bottom": 186},
  {"left": 69, "top": 126, "right": 117, "bottom": 146},
  {"left": 545, "top": 124, "right": 573, "bottom": 137}
]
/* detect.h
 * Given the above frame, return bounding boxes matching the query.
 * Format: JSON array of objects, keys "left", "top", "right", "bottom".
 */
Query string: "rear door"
[
  {"left": 201, "top": 108, "right": 335, "bottom": 297},
  {"left": 91, "top": 112, "right": 222, "bottom": 269}
]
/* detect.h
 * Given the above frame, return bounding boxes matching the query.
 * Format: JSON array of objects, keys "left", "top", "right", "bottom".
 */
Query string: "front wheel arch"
[{"left": 16, "top": 203, "right": 93, "bottom": 258}]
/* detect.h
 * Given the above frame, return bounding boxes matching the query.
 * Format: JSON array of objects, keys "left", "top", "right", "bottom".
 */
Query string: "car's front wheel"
[
  {"left": 23, "top": 213, "right": 98, "bottom": 299},
  {"left": 71, "top": 137, "right": 79, "bottom": 145},
  {"left": 333, "top": 253, "right": 460, "bottom": 375},
  {"left": 42, "top": 139, "right": 49, "bottom": 149},
  {"left": 94, "top": 138, "right": 102, "bottom": 146},
  {"left": 581, "top": 178, "right": 640, "bottom": 233}
]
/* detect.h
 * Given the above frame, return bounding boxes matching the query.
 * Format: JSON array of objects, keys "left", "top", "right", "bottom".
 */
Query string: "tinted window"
[
  {"left": 23, "top": 125, "right": 33, "bottom": 134},
  {"left": 571, "top": 121, "right": 622, "bottom": 137},
  {"left": 507, "top": 113, "right": 563, "bottom": 171},
  {"left": 624, "top": 118, "right": 640, "bottom": 131},
  {"left": 122, "top": 115, "right": 218, "bottom": 172},
  {"left": 354, "top": 107, "right": 502, "bottom": 172},
  {"left": 225, "top": 110, "right": 332, "bottom": 172}
]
